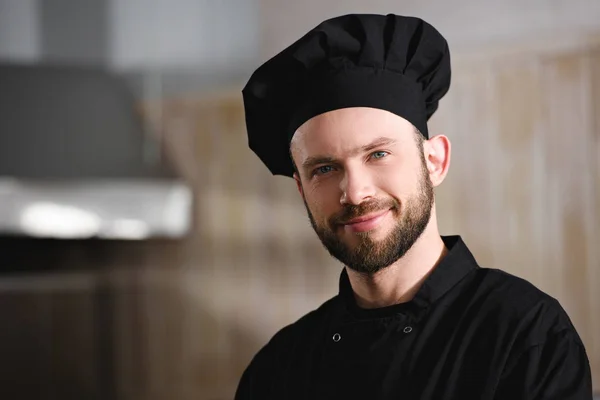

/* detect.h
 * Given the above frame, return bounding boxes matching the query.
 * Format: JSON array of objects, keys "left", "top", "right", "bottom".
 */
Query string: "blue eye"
[
  {"left": 371, "top": 151, "right": 388, "bottom": 159},
  {"left": 314, "top": 165, "right": 334, "bottom": 176}
]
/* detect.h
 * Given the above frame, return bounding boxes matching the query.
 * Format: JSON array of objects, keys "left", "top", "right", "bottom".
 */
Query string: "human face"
[{"left": 290, "top": 107, "right": 434, "bottom": 275}]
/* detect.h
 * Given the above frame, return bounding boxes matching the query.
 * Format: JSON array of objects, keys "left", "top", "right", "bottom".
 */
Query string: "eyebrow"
[{"left": 301, "top": 137, "right": 397, "bottom": 170}]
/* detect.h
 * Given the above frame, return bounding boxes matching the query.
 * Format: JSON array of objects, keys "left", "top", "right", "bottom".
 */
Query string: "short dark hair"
[{"left": 413, "top": 126, "right": 425, "bottom": 147}]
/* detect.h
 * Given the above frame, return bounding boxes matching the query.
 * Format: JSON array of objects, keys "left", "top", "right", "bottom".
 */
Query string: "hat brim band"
[{"left": 288, "top": 67, "right": 428, "bottom": 143}]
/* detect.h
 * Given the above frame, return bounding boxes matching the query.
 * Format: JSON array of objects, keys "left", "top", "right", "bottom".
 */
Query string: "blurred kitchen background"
[{"left": 0, "top": 0, "right": 598, "bottom": 399}]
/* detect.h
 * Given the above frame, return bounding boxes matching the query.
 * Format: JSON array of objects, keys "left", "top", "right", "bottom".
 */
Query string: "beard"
[{"left": 303, "top": 158, "right": 434, "bottom": 275}]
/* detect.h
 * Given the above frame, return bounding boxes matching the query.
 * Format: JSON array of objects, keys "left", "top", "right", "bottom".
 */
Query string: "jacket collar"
[{"left": 337, "top": 235, "right": 479, "bottom": 320}]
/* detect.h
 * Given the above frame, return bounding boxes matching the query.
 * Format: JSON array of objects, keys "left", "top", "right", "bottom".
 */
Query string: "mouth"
[{"left": 340, "top": 209, "right": 391, "bottom": 233}]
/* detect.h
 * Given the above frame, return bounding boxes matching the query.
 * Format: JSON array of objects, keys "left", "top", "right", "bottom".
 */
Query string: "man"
[{"left": 235, "top": 14, "right": 593, "bottom": 399}]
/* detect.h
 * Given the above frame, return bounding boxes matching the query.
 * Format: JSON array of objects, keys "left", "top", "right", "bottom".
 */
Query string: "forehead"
[{"left": 290, "top": 107, "right": 415, "bottom": 159}]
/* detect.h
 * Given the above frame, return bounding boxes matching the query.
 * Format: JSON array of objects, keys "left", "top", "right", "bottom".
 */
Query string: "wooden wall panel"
[
  {"left": 0, "top": 275, "right": 101, "bottom": 400},
  {"left": 591, "top": 48, "right": 600, "bottom": 390}
]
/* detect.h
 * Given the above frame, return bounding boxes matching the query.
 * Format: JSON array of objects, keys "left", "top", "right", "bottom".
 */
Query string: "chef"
[{"left": 236, "top": 13, "right": 593, "bottom": 399}]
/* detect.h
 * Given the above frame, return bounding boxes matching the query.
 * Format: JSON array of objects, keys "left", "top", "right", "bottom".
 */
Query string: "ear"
[
  {"left": 423, "top": 134, "right": 451, "bottom": 187},
  {"left": 293, "top": 172, "right": 305, "bottom": 199}
]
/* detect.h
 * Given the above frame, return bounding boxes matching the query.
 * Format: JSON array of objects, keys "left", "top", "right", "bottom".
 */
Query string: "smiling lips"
[{"left": 342, "top": 209, "right": 391, "bottom": 233}]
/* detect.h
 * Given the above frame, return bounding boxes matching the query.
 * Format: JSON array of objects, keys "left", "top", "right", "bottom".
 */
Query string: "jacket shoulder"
[{"left": 473, "top": 268, "right": 582, "bottom": 346}]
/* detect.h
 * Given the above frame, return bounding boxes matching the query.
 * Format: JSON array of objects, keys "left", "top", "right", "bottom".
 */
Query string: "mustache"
[{"left": 330, "top": 198, "right": 398, "bottom": 225}]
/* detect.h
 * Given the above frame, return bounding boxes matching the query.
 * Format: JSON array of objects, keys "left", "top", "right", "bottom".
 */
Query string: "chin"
[{"left": 343, "top": 227, "right": 390, "bottom": 246}]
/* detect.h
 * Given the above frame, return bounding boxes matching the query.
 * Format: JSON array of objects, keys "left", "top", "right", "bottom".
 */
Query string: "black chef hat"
[{"left": 243, "top": 14, "right": 451, "bottom": 177}]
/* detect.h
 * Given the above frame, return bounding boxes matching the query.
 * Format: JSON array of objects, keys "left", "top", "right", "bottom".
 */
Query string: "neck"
[{"left": 345, "top": 214, "right": 448, "bottom": 309}]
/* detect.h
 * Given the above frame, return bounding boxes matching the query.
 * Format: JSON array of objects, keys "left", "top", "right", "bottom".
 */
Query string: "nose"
[{"left": 339, "top": 168, "right": 376, "bottom": 205}]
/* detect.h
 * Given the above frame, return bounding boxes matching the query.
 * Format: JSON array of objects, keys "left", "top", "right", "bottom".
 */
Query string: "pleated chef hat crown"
[{"left": 243, "top": 14, "right": 451, "bottom": 177}]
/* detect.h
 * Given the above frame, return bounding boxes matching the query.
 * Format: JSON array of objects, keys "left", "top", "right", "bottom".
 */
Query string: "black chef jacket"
[{"left": 235, "top": 236, "right": 593, "bottom": 399}]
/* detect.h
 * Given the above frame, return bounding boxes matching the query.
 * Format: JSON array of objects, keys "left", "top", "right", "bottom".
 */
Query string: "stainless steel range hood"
[{"left": 0, "top": 63, "right": 192, "bottom": 239}]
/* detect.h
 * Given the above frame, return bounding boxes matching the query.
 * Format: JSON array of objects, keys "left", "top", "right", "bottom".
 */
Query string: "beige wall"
[{"left": 258, "top": 0, "right": 600, "bottom": 58}]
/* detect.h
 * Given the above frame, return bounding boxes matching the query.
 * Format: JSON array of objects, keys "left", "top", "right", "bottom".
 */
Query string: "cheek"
[
  {"left": 376, "top": 164, "right": 416, "bottom": 194},
  {"left": 374, "top": 165, "right": 426, "bottom": 204},
  {"left": 304, "top": 181, "right": 341, "bottom": 220}
]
